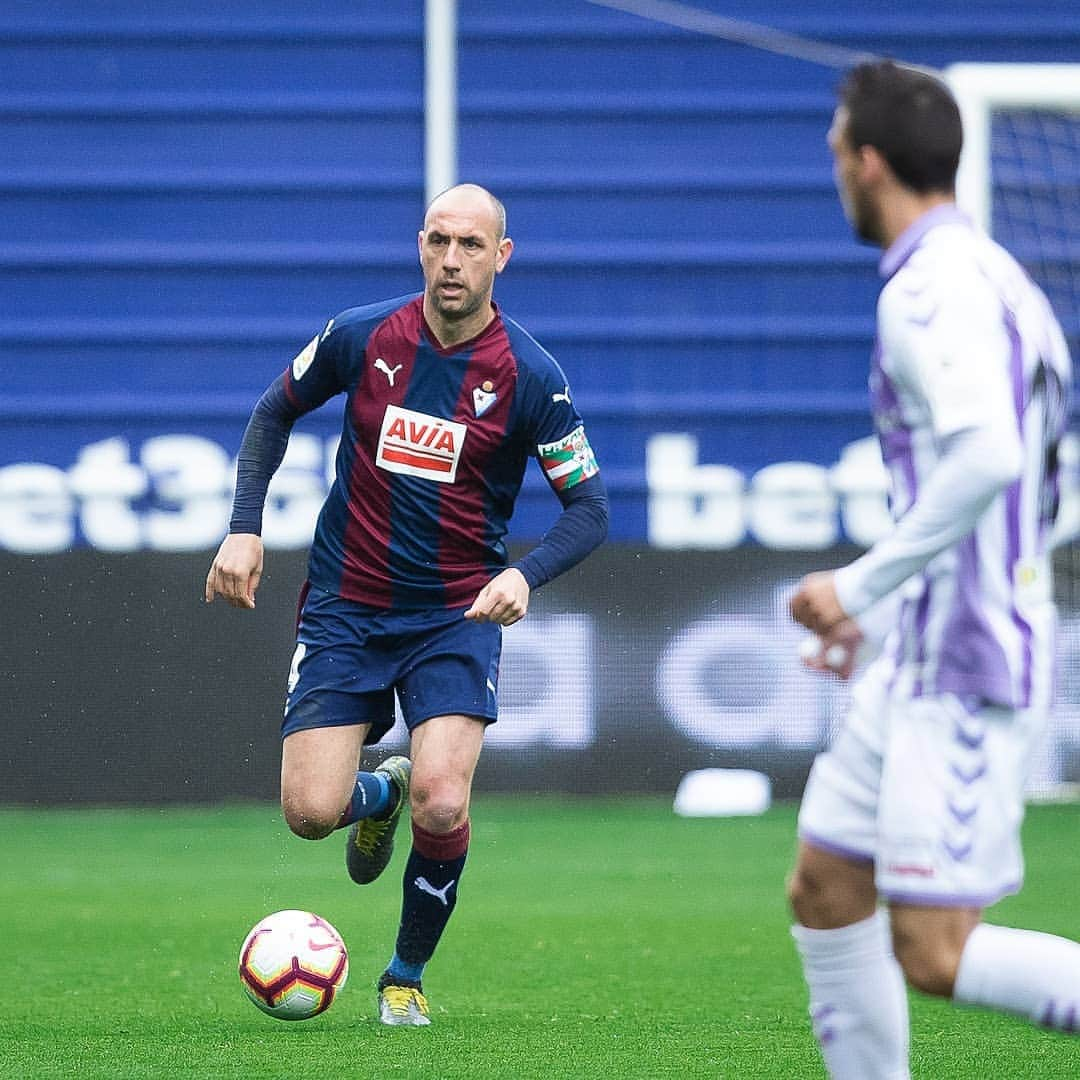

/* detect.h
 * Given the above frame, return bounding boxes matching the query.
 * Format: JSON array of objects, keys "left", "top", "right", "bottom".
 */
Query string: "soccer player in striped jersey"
[
  {"left": 205, "top": 184, "right": 607, "bottom": 1026},
  {"left": 788, "top": 62, "right": 1078, "bottom": 1075}
]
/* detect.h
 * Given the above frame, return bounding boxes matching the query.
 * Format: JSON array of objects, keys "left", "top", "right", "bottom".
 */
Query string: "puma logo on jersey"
[
  {"left": 376, "top": 404, "right": 467, "bottom": 483},
  {"left": 552, "top": 384, "right": 571, "bottom": 405},
  {"left": 374, "top": 357, "right": 404, "bottom": 386},
  {"left": 414, "top": 876, "right": 455, "bottom": 907}
]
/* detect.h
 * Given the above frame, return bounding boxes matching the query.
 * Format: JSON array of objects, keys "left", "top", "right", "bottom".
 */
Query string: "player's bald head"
[{"left": 424, "top": 184, "right": 507, "bottom": 242}]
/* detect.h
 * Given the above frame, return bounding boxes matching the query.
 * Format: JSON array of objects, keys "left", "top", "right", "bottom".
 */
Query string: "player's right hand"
[
  {"left": 205, "top": 533, "right": 264, "bottom": 609},
  {"left": 464, "top": 567, "right": 529, "bottom": 626}
]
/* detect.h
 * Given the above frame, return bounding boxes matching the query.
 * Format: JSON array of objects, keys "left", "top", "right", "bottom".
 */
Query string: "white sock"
[
  {"left": 954, "top": 923, "right": 1080, "bottom": 1033},
  {"left": 791, "top": 911, "right": 910, "bottom": 1080}
]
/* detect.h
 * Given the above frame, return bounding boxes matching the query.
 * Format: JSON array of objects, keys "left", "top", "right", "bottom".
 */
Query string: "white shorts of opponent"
[{"left": 798, "top": 657, "right": 1047, "bottom": 907}]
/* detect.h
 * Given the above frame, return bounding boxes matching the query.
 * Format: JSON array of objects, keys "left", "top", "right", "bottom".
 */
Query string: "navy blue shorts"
[{"left": 281, "top": 584, "right": 502, "bottom": 744}]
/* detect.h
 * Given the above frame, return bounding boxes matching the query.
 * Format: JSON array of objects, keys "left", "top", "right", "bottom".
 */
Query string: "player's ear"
[
  {"left": 859, "top": 144, "right": 889, "bottom": 185},
  {"left": 495, "top": 236, "right": 513, "bottom": 274},
  {"left": 417, "top": 230, "right": 425, "bottom": 264}
]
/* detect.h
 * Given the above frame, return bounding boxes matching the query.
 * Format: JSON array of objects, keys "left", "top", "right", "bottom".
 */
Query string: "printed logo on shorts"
[
  {"left": 286, "top": 642, "right": 306, "bottom": 697},
  {"left": 538, "top": 424, "right": 599, "bottom": 492},
  {"left": 886, "top": 862, "right": 935, "bottom": 877},
  {"left": 377, "top": 404, "right": 466, "bottom": 483}
]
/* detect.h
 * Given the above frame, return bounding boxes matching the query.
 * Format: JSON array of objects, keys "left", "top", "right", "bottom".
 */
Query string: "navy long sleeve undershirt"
[
  {"left": 229, "top": 375, "right": 300, "bottom": 535},
  {"left": 511, "top": 473, "right": 608, "bottom": 590}
]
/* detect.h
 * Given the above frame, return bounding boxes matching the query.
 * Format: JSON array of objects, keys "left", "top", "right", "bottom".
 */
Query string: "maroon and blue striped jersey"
[{"left": 265, "top": 294, "right": 601, "bottom": 610}]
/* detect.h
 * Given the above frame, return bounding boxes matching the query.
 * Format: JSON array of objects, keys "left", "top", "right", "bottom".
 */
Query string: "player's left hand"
[
  {"left": 464, "top": 568, "right": 530, "bottom": 626},
  {"left": 789, "top": 570, "right": 849, "bottom": 637},
  {"left": 799, "top": 618, "right": 864, "bottom": 681}
]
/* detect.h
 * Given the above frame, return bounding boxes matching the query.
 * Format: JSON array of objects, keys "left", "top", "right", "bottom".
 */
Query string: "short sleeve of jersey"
[
  {"left": 880, "top": 257, "right": 1016, "bottom": 441},
  {"left": 283, "top": 316, "right": 349, "bottom": 412},
  {"left": 517, "top": 350, "right": 600, "bottom": 494}
]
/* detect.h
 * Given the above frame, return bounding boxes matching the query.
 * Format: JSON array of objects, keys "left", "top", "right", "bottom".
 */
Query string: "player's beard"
[
  {"left": 849, "top": 184, "right": 885, "bottom": 247},
  {"left": 432, "top": 285, "right": 483, "bottom": 322},
  {"left": 430, "top": 268, "right": 495, "bottom": 323}
]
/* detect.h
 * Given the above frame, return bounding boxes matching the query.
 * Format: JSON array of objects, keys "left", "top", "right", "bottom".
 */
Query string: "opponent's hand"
[
  {"left": 464, "top": 568, "right": 530, "bottom": 626},
  {"left": 789, "top": 570, "right": 848, "bottom": 637},
  {"left": 205, "top": 533, "right": 264, "bottom": 609},
  {"left": 799, "top": 618, "right": 864, "bottom": 681}
]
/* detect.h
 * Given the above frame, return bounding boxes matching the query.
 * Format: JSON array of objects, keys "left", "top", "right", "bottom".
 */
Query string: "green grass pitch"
[{"left": 3, "top": 799, "right": 1078, "bottom": 1078}]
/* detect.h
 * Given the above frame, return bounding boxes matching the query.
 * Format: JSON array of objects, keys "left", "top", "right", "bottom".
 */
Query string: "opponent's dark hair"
[{"left": 838, "top": 60, "right": 962, "bottom": 194}]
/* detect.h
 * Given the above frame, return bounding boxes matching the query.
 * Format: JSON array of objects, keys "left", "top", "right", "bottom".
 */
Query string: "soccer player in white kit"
[{"left": 788, "top": 61, "right": 1079, "bottom": 1077}]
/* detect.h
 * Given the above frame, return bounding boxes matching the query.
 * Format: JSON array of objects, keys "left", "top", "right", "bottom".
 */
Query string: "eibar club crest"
[{"left": 473, "top": 379, "right": 497, "bottom": 417}]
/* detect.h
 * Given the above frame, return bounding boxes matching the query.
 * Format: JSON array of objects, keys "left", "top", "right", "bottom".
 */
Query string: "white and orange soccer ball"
[{"left": 238, "top": 909, "right": 349, "bottom": 1020}]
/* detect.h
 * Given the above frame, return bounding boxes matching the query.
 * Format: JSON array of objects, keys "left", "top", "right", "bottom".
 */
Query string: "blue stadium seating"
[{"left": 2, "top": 0, "right": 1078, "bottom": 543}]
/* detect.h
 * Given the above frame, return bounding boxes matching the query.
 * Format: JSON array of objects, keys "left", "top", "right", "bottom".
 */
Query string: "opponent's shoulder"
[{"left": 879, "top": 225, "right": 997, "bottom": 333}]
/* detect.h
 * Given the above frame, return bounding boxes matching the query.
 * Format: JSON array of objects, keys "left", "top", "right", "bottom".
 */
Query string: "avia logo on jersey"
[{"left": 377, "top": 405, "right": 467, "bottom": 483}]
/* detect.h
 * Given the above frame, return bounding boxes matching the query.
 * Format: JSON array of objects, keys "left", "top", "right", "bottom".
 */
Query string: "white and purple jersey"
[{"left": 836, "top": 206, "right": 1072, "bottom": 709}]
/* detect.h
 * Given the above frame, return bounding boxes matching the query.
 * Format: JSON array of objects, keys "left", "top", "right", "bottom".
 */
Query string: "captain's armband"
[{"left": 537, "top": 425, "right": 599, "bottom": 492}]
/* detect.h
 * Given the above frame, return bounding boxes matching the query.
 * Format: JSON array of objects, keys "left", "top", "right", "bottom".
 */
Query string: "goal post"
[
  {"left": 948, "top": 63, "right": 1080, "bottom": 232},
  {"left": 946, "top": 63, "right": 1080, "bottom": 358}
]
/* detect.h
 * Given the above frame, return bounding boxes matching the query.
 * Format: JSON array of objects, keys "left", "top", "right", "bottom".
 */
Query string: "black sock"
[{"left": 386, "top": 819, "right": 470, "bottom": 981}]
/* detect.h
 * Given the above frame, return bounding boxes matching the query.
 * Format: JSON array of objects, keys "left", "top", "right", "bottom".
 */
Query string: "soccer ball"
[{"left": 238, "top": 909, "right": 349, "bottom": 1020}]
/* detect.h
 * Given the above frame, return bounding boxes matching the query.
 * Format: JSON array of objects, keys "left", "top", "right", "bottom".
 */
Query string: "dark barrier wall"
[{"left": 8, "top": 546, "right": 1080, "bottom": 805}]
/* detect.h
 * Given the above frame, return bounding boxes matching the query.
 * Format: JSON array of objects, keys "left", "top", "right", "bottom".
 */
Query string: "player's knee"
[
  {"left": 787, "top": 858, "right": 877, "bottom": 929},
  {"left": 787, "top": 861, "right": 832, "bottom": 924},
  {"left": 409, "top": 775, "right": 468, "bottom": 834},
  {"left": 891, "top": 926, "right": 961, "bottom": 997},
  {"left": 280, "top": 792, "right": 340, "bottom": 840}
]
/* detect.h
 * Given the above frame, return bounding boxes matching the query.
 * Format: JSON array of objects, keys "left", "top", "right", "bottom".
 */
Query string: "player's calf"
[{"left": 889, "top": 905, "right": 980, "bottom": 998}]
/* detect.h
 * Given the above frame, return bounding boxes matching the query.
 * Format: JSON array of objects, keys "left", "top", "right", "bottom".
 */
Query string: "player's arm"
[
  {"left": 204, "top": 377, "right": 298, "bottom": 608},
  {"left": 790, "top": 426, "right": 1020, "bottom": 634},
  {"left": 465, "top": 367, "right": 608, "bottom": 626},
  {"left": 206, "top": 324, "right": 344, "bottom": 608},
  {"left": 512, "top": 471, "right": 608, "bottom": 589},
  {"left": 464, "top": 474, "right": 608, "bottom": 626},
  {"left": 791, "top": 276, "right": 1022, "bottom": 636},
  {"left": 513, "top": 395, "right": 608, "bottom": 592}
]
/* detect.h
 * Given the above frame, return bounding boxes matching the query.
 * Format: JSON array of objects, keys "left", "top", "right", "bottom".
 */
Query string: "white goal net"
[{"left": 949, "top": 63, "right": 1080, "bottom": 362}]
